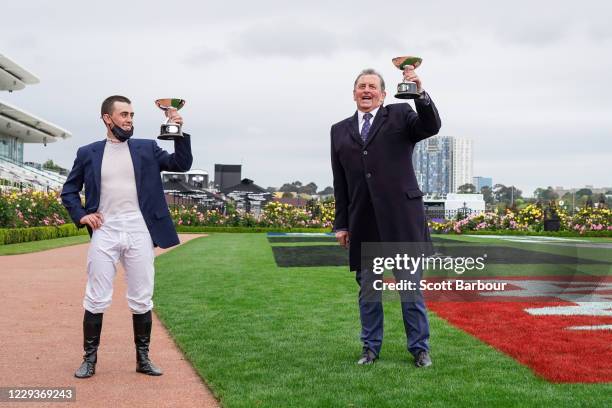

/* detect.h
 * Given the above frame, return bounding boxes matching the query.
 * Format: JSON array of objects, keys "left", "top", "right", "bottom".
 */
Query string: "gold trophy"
[
  {"left": 392, "top": 56, "right": 422, "bottom": 99},
  {"left": 156, "top": 98, "right": 186, "bottom": 140}
]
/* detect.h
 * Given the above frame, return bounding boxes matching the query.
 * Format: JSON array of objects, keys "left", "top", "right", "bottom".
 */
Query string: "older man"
[{"left": 330, "top": 67, "right": 441, "bottom": 367}]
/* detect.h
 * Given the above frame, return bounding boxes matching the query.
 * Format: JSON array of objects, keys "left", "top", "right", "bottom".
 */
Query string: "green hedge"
[
  {"left": 0, "top": 225, "right": 330, "bottom": 245},
  {"left": 176, "top": 226, "right": 333, "bottom": 234},
  {"left": 0, "top": 224, "right": 88, "bottom": 245},
  {"left": 3, "top": 224, "right": 607, "bottom": 246},
  {"left": 434, "top": 229, "right": 612, "bottom": 238}
]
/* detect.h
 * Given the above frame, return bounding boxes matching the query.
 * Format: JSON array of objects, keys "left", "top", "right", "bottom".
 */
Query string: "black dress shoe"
[
  {"left": 414, "top": 350, "right": 432, "bottom": 368},
  {"left": 357, "top": 347, "right": 378, "bottom": 365},
  {"left": 75, "top": 311, "right": 103, "bottom": 379},
  {"left": 133, "top": 311, "right": 163, "bottom": 376}
]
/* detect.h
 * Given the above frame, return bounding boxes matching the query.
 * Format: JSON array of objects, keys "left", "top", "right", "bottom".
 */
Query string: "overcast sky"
[{"left": 1, "top": 0, "right": 611, "bottom": 196}]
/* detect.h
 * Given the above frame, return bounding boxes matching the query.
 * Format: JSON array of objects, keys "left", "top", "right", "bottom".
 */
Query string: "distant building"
[
  {"left": 473, "top": 176, "right": 492, "bottom": 192},
  {"left": 423, "top": 193, "right": 485, "bottom": 220},
  {"left": 0, "top": 53, "right": 71, "bottom": 191},
  {"left": 222, "top": 178, "right": 267, "bottom": 195},
  {"left": 413, "top": 136, "right": 473, "bottom": 194},
  {"left": 214, "top": 164, "right": 241, "bottom": 191},
  {"left": 161, "top": 169, "right": 223, "bottom": 208},
  {"left": 452, "top": 137, "right": 473, "bottom": 192},
  {"left": 222, "top": 178, "right": 271, "bottom": 216},
  {"left": 413, "top": 136, "right": 453, "bottom": 194}
]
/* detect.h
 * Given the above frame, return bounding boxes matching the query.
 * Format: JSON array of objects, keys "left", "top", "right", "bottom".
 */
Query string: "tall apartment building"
[
  {"left": 473, "top": 176, "right": 493, "bottom": 192},
  {"left": 413, "top": 136, "right": 473, "bottom": 194}
]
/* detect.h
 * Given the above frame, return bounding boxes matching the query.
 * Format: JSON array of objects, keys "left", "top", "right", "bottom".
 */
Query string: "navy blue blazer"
[
  {"left": 331, "top": 95, "right": 441, "bottom": 270},
  {"left": 61, "top": 135, "right": 193, "bottom": 248}
]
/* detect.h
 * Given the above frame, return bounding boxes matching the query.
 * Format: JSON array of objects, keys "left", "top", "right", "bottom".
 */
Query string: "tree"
[
  {"left": 279, "top": 183, "right": 298, "bottom": 193},
  {"left": 279, "top": 181, "right": 306, "bottom": 193},
  {"left": 317, "top": 186, "right": 334, "bottom": 195},
  {"left": 298, "top": 182, "right": 318, "bottom": 195},
  {"left": 493, "top": 184, "right": 522, "bottom": 206},
  {"left": 480, "top": 186, "right": 494, "bottom": 205},
  {"left": 575, "top": 188, "right": 593, "bottom": 197},
  {"left": 42, "top": 159, "right": 67, "bottom": 174},
  {"left": 457, "top": 183, "right": 476, "bottom": 194},
  {"left": 281, "top": 192, "right": 294, "bottom": 198},
  {"left": 533, "top": 186, "right": 559, "bottom": 202},
  {"left": 265, "top": 187, "right": 277, "bottom": 193}
]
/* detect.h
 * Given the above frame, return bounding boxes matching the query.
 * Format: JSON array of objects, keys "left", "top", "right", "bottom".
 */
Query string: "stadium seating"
[{"left": 0, "top": 157, "right": 66, "bottom": 191}]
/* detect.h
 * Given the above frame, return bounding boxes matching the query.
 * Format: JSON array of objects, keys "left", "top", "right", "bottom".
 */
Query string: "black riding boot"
[
  {"left": 133, "top": 311, "right": 163, "bottom": 376},
  {"left": 74, "top": 310, "right": 103, "bottom": 378}
]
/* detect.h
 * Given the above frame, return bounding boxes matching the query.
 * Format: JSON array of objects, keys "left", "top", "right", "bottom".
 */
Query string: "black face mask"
[{"left": 106, "top": 117, "right": 134, "bottom": 142}]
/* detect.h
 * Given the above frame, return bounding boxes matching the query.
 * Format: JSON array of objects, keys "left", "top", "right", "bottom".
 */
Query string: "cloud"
[
  {"left": 495, "top": 20, "right": 570, "bottom": 47},
  {"left": 184, "top": 47, "right": 228, "bottom": 66},
  {"left": 184, "top": 21, "right": 418, "bottom": 66},
  {"left": 229, "top": 22, "right": 340, "bottom": 59}
]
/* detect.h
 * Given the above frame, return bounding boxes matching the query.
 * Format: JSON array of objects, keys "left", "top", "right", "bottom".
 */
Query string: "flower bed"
[
  {"left": 430, "top": 205, "right": 611, "bottom": 236},
  {"left": 1, "top": 190, "right": 610, "bottom": 242},
  {"left": 171, "top": 201, "right": 335, "bottom": 229},
  {"left": 0, "top": 190, "right": 70, "bottom": 228}
]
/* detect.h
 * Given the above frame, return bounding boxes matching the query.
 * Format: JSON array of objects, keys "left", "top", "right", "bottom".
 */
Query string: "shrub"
[{"left": 0, "top": 224, "right": 87, "bottom": 245}]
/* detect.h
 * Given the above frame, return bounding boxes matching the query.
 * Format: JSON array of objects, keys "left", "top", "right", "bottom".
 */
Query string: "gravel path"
[{"left": 0, "top": 234, "right": 219, "bottom": 408}]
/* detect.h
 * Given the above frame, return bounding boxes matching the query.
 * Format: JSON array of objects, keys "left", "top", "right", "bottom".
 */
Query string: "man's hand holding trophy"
[
  {"left": 392, "top": 56, "right": 423, "bottom": 99},
  {"left": 156, "top": 98, "right": 186, "bottom": 140}
]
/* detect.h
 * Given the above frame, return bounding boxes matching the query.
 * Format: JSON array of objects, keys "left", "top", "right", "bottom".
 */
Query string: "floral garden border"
[{"left": 433, "top": 229, "right": 612, "bottom": 238}]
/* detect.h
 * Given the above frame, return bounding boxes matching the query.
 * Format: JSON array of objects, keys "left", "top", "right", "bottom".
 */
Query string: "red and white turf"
[{"left": 425, "top": 276, "right": 612, "bottom": 383}]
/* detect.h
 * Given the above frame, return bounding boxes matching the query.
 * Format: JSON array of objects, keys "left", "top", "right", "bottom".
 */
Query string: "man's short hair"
[
  {"left": 101, "top": 95, "right": 131, "bottom": 117},
  {"left": 354, "top": 69, "right": 386, "bottom": 92}
]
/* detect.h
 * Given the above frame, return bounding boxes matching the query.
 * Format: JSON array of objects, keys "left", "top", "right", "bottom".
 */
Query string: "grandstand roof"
[
  {"left": 0, "top": 53, "right": 39, "bottom": 91},
  {"left": 0, "top": 100, "right": 72, "bottom": 143},
  {"left": 222, "top": 178, "right": 267, "bottom": 194}
]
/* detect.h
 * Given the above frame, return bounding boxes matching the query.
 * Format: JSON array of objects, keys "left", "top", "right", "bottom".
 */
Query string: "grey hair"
[{"left": 353, "top": 68, "right": 386, "bottom": 92}]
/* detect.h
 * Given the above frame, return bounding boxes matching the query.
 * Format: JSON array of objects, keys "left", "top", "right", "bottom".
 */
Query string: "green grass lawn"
[
  {"left": 154, "top": 233, "right": 612, "bottom": 408},
  {"left": 0, "top": 235, "right": 90, "bottom": 255}
]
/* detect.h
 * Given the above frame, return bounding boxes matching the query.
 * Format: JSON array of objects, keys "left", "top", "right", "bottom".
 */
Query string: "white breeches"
[{"left": 84, "top": 213, "right": 155, "bottom": 314}]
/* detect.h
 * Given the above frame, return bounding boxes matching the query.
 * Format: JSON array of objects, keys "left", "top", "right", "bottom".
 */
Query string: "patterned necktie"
[{"left": 361, "top": 112, "right": 373, "bottom": 142}]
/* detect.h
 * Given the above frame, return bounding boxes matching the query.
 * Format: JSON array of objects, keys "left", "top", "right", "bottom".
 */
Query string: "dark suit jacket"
[
  {"left": 331, "top": 94, "right": 441, "bottom": 270},
  {"left": 61, "top": 135, "right": 193, "bottom": 248}
]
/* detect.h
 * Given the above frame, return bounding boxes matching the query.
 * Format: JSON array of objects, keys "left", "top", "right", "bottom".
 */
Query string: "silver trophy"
[
  {"left": 156, "top": 98, "right": 186, "bottom": 140},
  {"left": 392, "top": 56, "right": 422, "bottom": 99}
]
